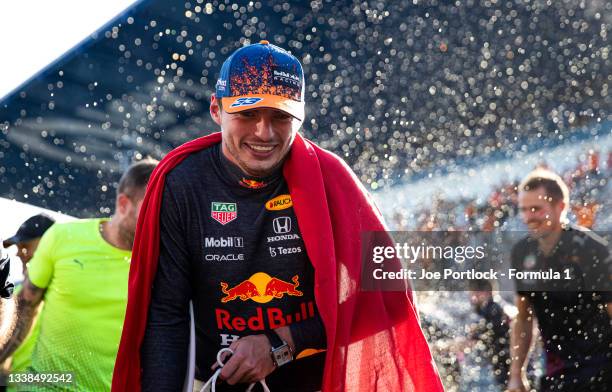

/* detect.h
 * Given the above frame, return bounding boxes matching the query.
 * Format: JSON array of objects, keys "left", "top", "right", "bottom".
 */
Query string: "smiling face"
[
  {"left": 210, "top": 94, "right": 302, "bottom": 177},
  {"left": 518, "top": 186, "right": 565, "bottom": 239}
]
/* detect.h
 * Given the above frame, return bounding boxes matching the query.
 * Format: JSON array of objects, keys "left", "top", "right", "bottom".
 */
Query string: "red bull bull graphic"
[
  {"left": 219, "top": 272, "right": 303, "bottom": 304},
  {"left": 239, "top": 178, "right": 267, "bottom": 189},
  {"left": 264, "top": 275, "right": 303, "bottom": 298},
  {"left": 220, "top": 280, "right": 261, "bottom": 303}
]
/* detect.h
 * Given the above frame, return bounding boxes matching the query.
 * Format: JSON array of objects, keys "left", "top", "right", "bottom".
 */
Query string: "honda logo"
[{"left": 273, "top": 217, "right": 291, "bottom": 234}]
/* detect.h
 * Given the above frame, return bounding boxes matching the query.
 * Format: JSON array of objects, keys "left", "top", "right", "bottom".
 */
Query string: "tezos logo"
[
  {"left": 211, "top": 202, "right": 237, "bottom": 225},
  {"left": 269, "top": 246, "right": 302, "bottom": 258},
  {"left": 230, "top": 97, "right": 263, "bottom": 108}
]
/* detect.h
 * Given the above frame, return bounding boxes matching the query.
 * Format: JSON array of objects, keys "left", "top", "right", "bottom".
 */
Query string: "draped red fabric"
[{"left": 112, "top": 132, "right": 443, "bottom": 392}]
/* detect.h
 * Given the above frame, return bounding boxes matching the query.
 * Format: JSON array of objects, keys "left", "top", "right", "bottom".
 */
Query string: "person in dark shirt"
[
  {"left": 117, "top": 39, "right": 442, "bottom": 392},
  {"left": 468, "top": 279, "right": 510, "bottom": 388},
  {"left": 141, "top": 41, "right": 327, "bottom": 392},
  {"left": 507, "top": 169, "right": 611, "bottom": 392}
]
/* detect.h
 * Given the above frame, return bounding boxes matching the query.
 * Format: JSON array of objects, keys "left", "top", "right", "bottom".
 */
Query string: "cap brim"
[
  {"left": 3, "top": 235, "right": 21, "bottom": 248},
  {"left": 222, "top": 94, "right": 305, "bottom": 121}
]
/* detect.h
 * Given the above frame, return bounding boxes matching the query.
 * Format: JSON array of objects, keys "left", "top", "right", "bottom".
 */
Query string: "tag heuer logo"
[{"left": 211, "top": 202, "right": 237, "bottom": 225}]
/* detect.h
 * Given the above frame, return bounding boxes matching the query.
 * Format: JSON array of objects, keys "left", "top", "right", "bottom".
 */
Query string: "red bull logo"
[
  {"left": 220, "top": 273, "right": 303, "bottom": 304},
  {"left": 240, "top": 178, "right": 267, "bottom": 189},
  {"left": 216, "top": 301, "right": 316, "bottom": 331},
  {"left": 264, "top": 275, "right": 302, "bottom": 298},
  {"left": 220, "top": 281, "right": 261, "bottom": 303}
]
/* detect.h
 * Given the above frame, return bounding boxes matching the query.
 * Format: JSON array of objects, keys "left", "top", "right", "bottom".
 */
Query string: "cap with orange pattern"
[{"left": 215, "top": 40, "right": 305, "bottom": 121}]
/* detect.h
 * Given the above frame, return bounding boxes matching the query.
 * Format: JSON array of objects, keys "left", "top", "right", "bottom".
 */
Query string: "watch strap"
[
  {"left": 264, "top": 329, "right": 284, "bottom": 349},
  {"left": 264, "top": 330, "right": 293, "bottom": 367}
]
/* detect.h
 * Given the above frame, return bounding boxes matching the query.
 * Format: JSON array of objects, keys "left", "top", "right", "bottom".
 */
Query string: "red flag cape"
[{"left": 112, "top": 132, "right": 443, "bottom": 392}]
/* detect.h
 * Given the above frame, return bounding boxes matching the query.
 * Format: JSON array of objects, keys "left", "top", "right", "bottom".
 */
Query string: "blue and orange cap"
[{"left": 215, "top": 40, "right": 305, "bottom": 121}]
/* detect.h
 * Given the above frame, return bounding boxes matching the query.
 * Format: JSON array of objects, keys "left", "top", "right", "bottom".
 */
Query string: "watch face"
[{"left": 272, "top": 344, "right": 293, "bottom": 367}]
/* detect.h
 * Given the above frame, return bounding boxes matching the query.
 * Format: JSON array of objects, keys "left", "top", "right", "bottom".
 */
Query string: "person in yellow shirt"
[{"left": 0, "top": 159, "right": 157, "bottom": 391}]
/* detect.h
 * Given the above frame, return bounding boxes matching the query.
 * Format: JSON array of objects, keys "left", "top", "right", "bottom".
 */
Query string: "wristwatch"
[{"left": 264, "top": 330, "right": 293, "bottom": 367}]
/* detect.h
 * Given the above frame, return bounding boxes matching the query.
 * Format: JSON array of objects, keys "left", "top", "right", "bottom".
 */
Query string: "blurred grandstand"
[
  {"left": 1, "top": 0, "right": 610, "bottom": 217},
  {"left": 379, "top": 143, "right": 611, "bottom": 232}
]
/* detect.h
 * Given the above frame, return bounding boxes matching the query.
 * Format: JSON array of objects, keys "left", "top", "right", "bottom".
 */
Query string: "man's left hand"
[{"left": 215, "top": 334, "right": 275, "bottom": 385}]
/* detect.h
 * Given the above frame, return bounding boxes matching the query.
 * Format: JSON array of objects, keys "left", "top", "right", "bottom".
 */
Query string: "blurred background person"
[
  {"left": 507, "top": 169, "right": 611, "bottom": 392},
  {"left": 0, "top": 159, "right": 157, "bottom": 391},
  {"left": 468, "top": 279, "right": 511, "bottom": 390},
  {"left": 0, "top": 214, "right": 55, "bottom": 388},
  {"left": 2, "top": 214, "right": 55, "bottom": 288}
]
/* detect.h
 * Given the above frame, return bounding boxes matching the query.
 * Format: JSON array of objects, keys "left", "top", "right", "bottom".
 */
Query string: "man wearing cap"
[
  {"left": 113, "top": 42, "right": 442, "bottom": 392},
  {"left": 3, "top": 214, "right": 56, "bottom": 286},
  {"left": 0, "top": 159, "right": 158, "bottom": 391},
  {"left": 0, "top": 214, "right": 55, "bottom": 385}
]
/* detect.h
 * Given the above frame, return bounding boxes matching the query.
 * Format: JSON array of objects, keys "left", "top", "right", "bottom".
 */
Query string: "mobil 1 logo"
[{"left": 205, "top": 237, "right": 244, "bottom": 248}]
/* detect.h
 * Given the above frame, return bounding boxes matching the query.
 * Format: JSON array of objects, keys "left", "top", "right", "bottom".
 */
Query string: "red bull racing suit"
[{"left": 141, "top": 144, "right": 326, "bottom": 391}]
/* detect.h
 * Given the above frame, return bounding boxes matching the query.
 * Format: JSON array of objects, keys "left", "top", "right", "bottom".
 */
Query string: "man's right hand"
[
  {"left": 506, "top": 374, "right": 529, "bottom": 392},
  {"left": 216, "top": 334, "right": 277, "bottom": 385}
]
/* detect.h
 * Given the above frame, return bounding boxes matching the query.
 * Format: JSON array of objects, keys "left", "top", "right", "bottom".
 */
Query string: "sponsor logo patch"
[
  {"left": 272, "top": 216, "right": 291, "bottom": 234},
  {"left": 72, "top": 259, "right": 84, "bottom": 269},
  {"left": 205, "top": 253, "right": 244, "bottom": 262},
  {"left": 266, "top": 194, "right": 293, "bottom": 211},
  {"left": 220, "top": 334, "right": 240, "bottom": 346},
  {"left": 230, "top": 97, "right": 263, "bottom": 108},
  {"left": 211, "top": 202, "right": 237, "bottom": 225},
  {"left": 269, "top": 246, "right": 302, "bottom": 258},
  {"left": 267, "top": 233, "right": 300, "bottom": 243},
  {"left": 273, "top": 70, "right": 301, "bottom": 86},
  {"left": 240, "top": 178, "right": 267, "bottom": 189},
  {"left": 204, "top": 237, "right": 244, "bottom": 248},
  {"left": 216, "top": 79, "right": 227, "bottom": 91},
  {"left": 215, "top": 300, "right": 316, "bottom": 331},
  {"left": 219, "top": 272, "right": 303, "bottom": 304}
]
